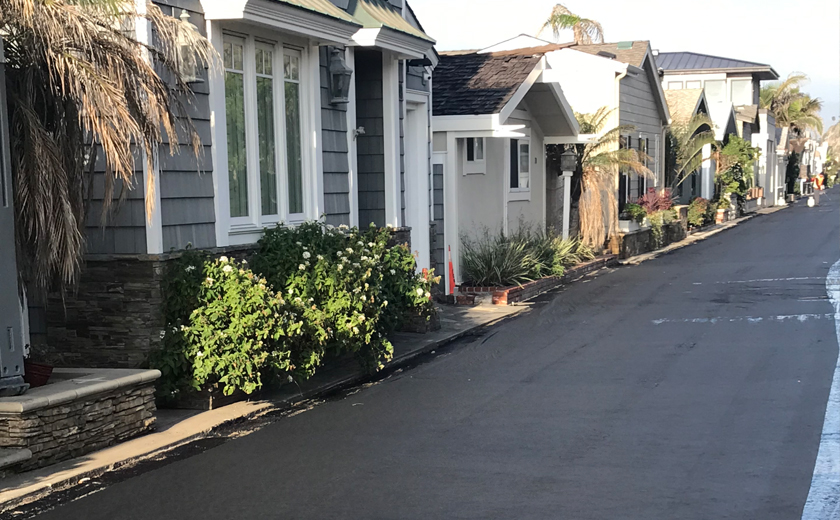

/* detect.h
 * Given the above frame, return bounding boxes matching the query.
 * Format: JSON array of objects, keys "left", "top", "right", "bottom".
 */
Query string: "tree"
[
  {"left": 1, "top": 0, "right": 214, "bottom": 289},
  {"left": 573, "top": 107, "right": 650, "bottom": 248},
  {"left": 760, "top": 73, "right": 824, "bottom": 136},
  {"left": 540, "top": 4, "right": 604, "bottom": 45},
  {"left": 665, "top": 113, "right": 717, "bottom": 190}
]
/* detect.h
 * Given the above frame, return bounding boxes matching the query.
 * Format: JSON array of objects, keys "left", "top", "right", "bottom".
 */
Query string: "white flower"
[
  {"left": 196, "top": 351, "right": 204, "bottom": 358},
  {"left": 353, "top": 287, "right": 361, "bottom": 293},
  {"left": 364, "top": 283, "right": 369, "bottom": 290},
  {"left": 337, "top": 251, "right": 343, "bottom": 257},
  {"left": 346, "top": 248, "right": 353, "bottom": 253},
  {"left": 390, "top": 269, "right": 396, "bottom": 275},
  {"left": 353, "top": 263, "right": 360, "bottom": 268},
  {"left": 358, "top": 315, "right": 365, "bottom": 322},
  {"left": 361, "top": 256, "right": 368, "bottom": 262},
  {"left": 425, "top": 291, "right": 431, "bottom": 298},
  {"left": 159, "top": 330, "right": 166, "bottom": 339},
  {"left": 386, "top": 223, "right": 394, "bottom": 228},
  {"left": 303, "top": 251, "right": 311, "bottom": 259},
  {"left": 222, "top": 265, "right": 233, "bottom": 273},
  {"left": 299, "top": 264, "right": 306, "bottom": 270},
  {"left": 417, "top": 288, "right": 424, "bottom": 295},
  {"left": 206, "top": 277, "right": 215, "bottom": 285},
  {"left": 295, "top": 297, "right": 302, "bottom": 303},
  {"left": 357, "top": 241, "right": 364, "bottom": 246},
  {"left": 184, "top": 265, "right": 196, "bottom": 273},
  {"left": 368, "top": 242, "right": 375, "bottom": 248},
  {"left": 241, "top": 259, "right": 247, "bottom": 264},
  {"left": 296, "top": 241, "right": 302, "bottom": 246},
  {"left": 287, "top": 375, "right": 294, "bottom": 383},
  {"left": 353, "top": 326, "right": 359, "bottom": 334},
  {"left": 219, "top": 256, "right": 229, "bottom": 263},
  {"left": 383, "top": 300, "right": 389, "bottom": 307},
  {"left": 317, "top": 255, "right": 324, "bottom": 261},
  {"left": 338, "top": 264, "right": 344, "bottom": 271},
  {"left": 326, "top": 224, "right": 335, "bottom": 230},
  {"left": 339, "top": 224, "right": 349, "bottom": 230}
]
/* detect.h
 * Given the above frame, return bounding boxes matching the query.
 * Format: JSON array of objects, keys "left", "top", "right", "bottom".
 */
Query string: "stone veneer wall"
[{"left": 0, "top": 382, "right": 156, "bottom": 472}]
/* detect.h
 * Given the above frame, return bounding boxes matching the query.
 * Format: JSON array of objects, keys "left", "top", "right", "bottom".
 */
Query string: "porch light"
[
  {"left": 328, "top": 47, "right": 353, "bottom": 105},
  {"left": 177, "top": 10, "right": 202, "bottom": 83},
  {"left": 560, "top": 146, "right": 577, "bottom": 173}
]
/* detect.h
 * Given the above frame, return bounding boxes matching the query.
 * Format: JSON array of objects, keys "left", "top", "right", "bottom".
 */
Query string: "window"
[
  {"left": 223, "top": 33, "right": 306, "bottom": 227},
  {"left": 639, "top": 136, "right": 648, "bottom": 194},
  {"left": 510, "top": 139, "right": 529, "bottom": 190},
  {"left": 704, "top": 80, "right": 725, "bottom": 104},
  {"left": 466, "top": 137, "right": 484, "bottom": 162},
  {"left": 730, "top": 79, "right": 752, "bottom": 106},
  {"left": 686, "top": 80, "right": 701, "bottom": 89},
  {"left": 667, "top": 81, "right": 683, "bottom": 90}
]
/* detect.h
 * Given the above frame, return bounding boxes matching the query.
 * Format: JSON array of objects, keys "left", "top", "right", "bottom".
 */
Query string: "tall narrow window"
[
  {"left": 224, "top": 37, "right": 248, "bottom": 217},
  {"left": 510, "top": 139, "right": 530, "bottom": 190},
  {"left": 466, "top": 137, "right": 484, "bottom": 162},
  {"left": 256, "top": 44, "right": 277, "bottom": 216},
  {"left": 284, "top": 50, "right": 303, "bottom": 215}
]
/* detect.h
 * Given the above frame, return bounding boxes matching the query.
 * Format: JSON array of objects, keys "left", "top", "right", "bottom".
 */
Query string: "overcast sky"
[{"left": 411, "top": 0, "right": 840, "bottom": 128}]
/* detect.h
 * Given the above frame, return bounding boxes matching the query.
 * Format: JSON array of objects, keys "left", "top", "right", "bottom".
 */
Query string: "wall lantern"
[
  {"left": 560, "top": 145, "right": 577, "bottom": 173},
  {"left": 177, "top": 10, "right": 202, "bottom": 83},
  {"left": 328, "top": 47, "right": 353, "bottom": 105}
]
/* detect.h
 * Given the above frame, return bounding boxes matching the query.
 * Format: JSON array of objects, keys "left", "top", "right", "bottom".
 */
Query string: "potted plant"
[
  {"left": 619, "top": 203, "right": 648, "bottom": 233},
  {"left": 23, "top": 358, "right": 53, "bottom": 387}
]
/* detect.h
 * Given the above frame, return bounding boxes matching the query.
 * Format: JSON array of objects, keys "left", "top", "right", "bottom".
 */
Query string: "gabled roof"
[
  {"left": 656, "top": 52, "right": 779, "bottom": 80},
  {"left": 735, "top": 104, "right": 758, "bottom": 123},
  {"left": 572, "top": 41, "right": 650, "bottom": 68},
  {"left": 664, "top": 89, "right": 706, "bottom": 125},
  {"left": 347, "top": 0, "right": 435, "bottom": 43},
  {"left": 432, "top": 53, "right": 543, "bottom": 116},
  {"left": 278, "top": 0, "right": 362, "bottom": 24}
]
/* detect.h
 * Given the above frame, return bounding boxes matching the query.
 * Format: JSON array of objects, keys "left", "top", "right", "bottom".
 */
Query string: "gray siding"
[
  {"left": 355, "top": 49, "right": 385, "bottom": 227},
  {"left": 407, "top": 65, "right": 429, "bottom": 92},
  {"left": 431, "top": 162, "right": 445, "bottom": 291},
  {"left": 156, "top": 2, "right": 215, "bottom": 252},
  {"left": 320, "top": 47, "right": 351, "bottom": 226},
  {"left": 399, "top": 61, "right": 406, "bottom": 224},
  {"left": 619, "top": 71, "right": 663, "bottom": 202}
]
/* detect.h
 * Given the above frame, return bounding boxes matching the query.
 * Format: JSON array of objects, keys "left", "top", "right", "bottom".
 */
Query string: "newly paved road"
[{"left": 33, "top": 193, "right": 840, "bottom": 519}]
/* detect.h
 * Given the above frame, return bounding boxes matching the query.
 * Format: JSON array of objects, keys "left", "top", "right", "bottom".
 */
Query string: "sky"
[{"left": 410, "top": 0, "right": 840, "bottom": 128}]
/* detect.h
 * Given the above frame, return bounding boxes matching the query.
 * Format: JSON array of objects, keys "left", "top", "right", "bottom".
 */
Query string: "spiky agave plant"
[
  {"left": 575, "top": 107, "right": 651, "bottom": 249},
  {"left": 1, "top": 0, "right": 215, "bottom": 289}
]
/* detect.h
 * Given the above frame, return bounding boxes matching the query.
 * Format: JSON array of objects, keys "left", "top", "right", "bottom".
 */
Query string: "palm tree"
[
  {"left": 666, "top": 113, "right": 717, "bottom": 189},
  {"left": 760, "top": 73, "right": 824, "bottom": 135},
  {"left": 1, "top": 0, "right": 215, "bottom": 289},
  {"left": 540, "top": 4, "right": 604, "bottom": 45},
  {"left": 574, "top": 107, "right": 650, "bottom": 248}
]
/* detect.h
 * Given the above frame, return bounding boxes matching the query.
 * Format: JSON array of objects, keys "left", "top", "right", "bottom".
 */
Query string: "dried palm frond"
[
  {"left": 541, "top": 3, "right": 604, "bottom": 44},
  {"left": 1, "top": 0, "right": 216, "bottom": 289}
]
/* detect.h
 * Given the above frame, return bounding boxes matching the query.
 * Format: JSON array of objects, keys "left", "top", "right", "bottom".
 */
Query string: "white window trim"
[
  {"left": 509, "top": 137, "right": 531, "bottom": 202},
  {"left": 211, "top": 25, "right": 319, "bottom": 246},
  {"left": 464, "top": 137, "right": 485, "bottom": 175}
]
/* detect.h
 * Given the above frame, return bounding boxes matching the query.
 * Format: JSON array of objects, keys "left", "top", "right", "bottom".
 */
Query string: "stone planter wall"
[
  {"left": 0, "top": 368, "right": 159, "bottom": 473},
  {"left": 615, "top": 222, "right": 687, "bottom": 259}
]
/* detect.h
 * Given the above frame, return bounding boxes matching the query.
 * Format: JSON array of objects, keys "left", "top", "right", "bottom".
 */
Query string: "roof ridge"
[{"left": 657, "top": 50, "right": 771, "bottom": 68}]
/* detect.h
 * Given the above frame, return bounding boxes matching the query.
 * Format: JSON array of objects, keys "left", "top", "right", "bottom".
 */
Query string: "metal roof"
[
  {"left": 656, "top": 52, "right": 779, "bottom": 80},
  {"left": 347, "top": 0, "right": 435, "bottom": 43}
]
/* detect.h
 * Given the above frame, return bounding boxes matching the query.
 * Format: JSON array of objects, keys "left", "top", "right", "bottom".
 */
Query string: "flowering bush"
[{"left": 152, "top": 253, "right": 326, "bottom": 397}]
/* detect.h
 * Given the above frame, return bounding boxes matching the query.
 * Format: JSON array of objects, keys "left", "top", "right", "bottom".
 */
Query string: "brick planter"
[
  {"left": 0, "top": 368, "right": 159, "bottom": 473},
  {"left": 458, "top": 256, "right": 618, "bottom": 306}
]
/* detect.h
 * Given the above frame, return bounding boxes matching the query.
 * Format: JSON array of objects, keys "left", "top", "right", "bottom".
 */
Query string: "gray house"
[{"left": 28, "top": 0, "right": 437, "bottom": 368}]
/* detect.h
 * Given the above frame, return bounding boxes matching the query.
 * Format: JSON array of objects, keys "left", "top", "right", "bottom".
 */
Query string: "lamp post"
[{"left": 559, "top": 146, "right": 577, "bottom": 240}]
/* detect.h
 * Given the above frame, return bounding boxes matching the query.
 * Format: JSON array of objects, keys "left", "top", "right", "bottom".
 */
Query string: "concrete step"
[{"left": 0, "top": 449, "right": 32, "bottom": 470}]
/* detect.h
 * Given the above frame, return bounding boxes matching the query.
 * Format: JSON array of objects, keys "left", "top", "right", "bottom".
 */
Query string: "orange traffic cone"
[{"left": 448, "top": 246, "right": 456, "bottom": 295}]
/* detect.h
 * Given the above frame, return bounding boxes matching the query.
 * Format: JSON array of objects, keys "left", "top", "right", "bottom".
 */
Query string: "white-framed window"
[
  {"left": 730, "top": 79, "right": 752, "bottom": 106},
  {"left": 509, "top": 138, "right": 530, "bottom": 191},
  {"left": 223, "top": 32, "right": 307, "bottom": 229},
  {"left": 704, "top": 79, "right": 725, "bottom": 104},
  {"left": 464, "top": 137, "right": 485, "bottom": 175},
  {"left": 686, "top": 80, "right": 702, "bottom": 89},
  {"left": 667, "top": 81, "right": 683, "bottom": 90}
]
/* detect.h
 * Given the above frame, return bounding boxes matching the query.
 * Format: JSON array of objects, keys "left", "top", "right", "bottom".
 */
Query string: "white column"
[
  {"left": 382, "top": 52, "right": 401, "bottom": 227},
  {"left": 444, "top": 134, "right": 459, "bottom": 294},
  {"left": 561, "top": 172, "right": 573, "bottom": 240}
]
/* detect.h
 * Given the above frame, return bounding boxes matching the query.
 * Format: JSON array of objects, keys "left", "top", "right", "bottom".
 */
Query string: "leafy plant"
[
  {"left": 687, "top": 197, "right": 710, "bottom": 227},
  {"left": 622, "top": 203, "right": 647, "bottom": 224},
  {"left": 648, "top": 210, "right": 674, "bottom": 249},
  {"left": 637, "top": 188, "right": 675, "bottom": 213}
]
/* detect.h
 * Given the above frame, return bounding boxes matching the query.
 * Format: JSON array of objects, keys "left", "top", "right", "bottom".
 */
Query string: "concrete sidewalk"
[{"left": 0, "top": 303, "right": 523, "bottom": 511}]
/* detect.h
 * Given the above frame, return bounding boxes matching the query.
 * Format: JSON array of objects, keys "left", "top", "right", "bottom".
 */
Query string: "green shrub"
[
  {"left": 687, "top": 197, "right": 710, "bottom": 227},
  {"left": 152, "top": 222, "right": 437, "bottom": 399},
  {"left": 648, "top": 210, "right": 675, "bottom": 249},
  {"left": 623, "top": 203, "right": 647, "bottom": 224}
]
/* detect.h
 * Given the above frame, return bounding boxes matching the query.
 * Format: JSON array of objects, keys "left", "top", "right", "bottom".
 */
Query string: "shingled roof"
[
  {"left": 664, "top": 89, "right": 705, "bottom": 125},
  {"left": 432, "top": 52, "right": 543, "bottom": 116},
  {"left": 656, "top": 52, "right": 779, "bottom": 80},
  {"left": 572, "top": 41, "right": 650, "bottom": 68}
]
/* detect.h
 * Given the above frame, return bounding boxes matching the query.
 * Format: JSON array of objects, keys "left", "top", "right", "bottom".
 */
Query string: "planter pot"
[
  {"left": 23, "top": 360, "right": 53, "bottom": 387},
  {"left": 618, "top": 219, "right": 650, "bottom": 233},
  {"left": 715, "top": 208, "right": 727, "bottom": 224}
]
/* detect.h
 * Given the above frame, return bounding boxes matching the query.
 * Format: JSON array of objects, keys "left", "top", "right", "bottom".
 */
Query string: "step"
[{"left": 0, "top": 449, "right": 32, "bottom": 470}]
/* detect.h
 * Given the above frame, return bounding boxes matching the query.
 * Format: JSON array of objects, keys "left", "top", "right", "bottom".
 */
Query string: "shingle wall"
[
  {"left": 355, "top": 49, "right": 386, "bottom": 227},
  {"left": 320, "top": 46, "right": 351, "bottom": 226}
]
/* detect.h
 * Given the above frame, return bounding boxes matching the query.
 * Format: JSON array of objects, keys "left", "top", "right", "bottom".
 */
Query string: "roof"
[
  {"left": 432, "top": 52, "right": 543, "bottom": 116},
  {"left": 656, "top": 52, "right": 779, "bottom": 80},
  {"left": 347, "top": 0, "right": 435, "bottom": 43},
  {"left": 572, "top": 41, "right": 650, "bottom": 68},
  {"left": 267, "top": 0, "right": 362, "bottom": 25},
  {"left": 664, "top": 89, "right": 705, "bottom": 125},
  {"left": 735, "top": 104, "right": 758, "bottom": 122}
]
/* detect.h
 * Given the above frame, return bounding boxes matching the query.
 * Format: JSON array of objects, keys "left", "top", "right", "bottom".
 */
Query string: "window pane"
[
  {"left": 257, "top": 75, "right": 277, "bottom": 216},
  {"left": 225, "top": 70, "right": 248, "bottom": 217},
  {"left": 466, "top": 137, "right": 474, "bottom": 162},
  {"left": 223, "top": 42, "right": 232, "bottom": 69},
  {"left": 731, "top": 79, "right": 752, "bottom": 106},
  {"left": 284, "top": 54, "right": 299, "bottom": 81},
  {"left": 475, "top": 138, "right": 484, "bottom": 160},
  {"left": 255, "top": 48, "right": 264, "bottom": 74},
  {"left": 519, "top": 143, "right": 530, "bottom": 189},
  {"left": 704, "top": 80, "right": 725, "bottom": 104},
  {"left": 233, "top": 42, "right": 243, "bottom": 70},
  {"left": 667, "top": 81, "right": 683, "bottom": 90},
  {"left": 285, "top": 80, "right": 303, "bottom": 214},
  {"left": 686, "top": 80, "right": 701, "bottom": 89},
  {"left": 510, "top": 139, "right": 518, "bottom": 189}
]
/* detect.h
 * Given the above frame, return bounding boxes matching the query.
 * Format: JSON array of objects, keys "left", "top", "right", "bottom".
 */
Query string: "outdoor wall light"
[
  {"left": 560, "top": 146, "right": 577, "bottom": 173},
  {"left": 328, "top": 47, "right": 353, "bottom": 105},
  {"left": 177, "top": 10, "right": 202, "bottom": 84}
]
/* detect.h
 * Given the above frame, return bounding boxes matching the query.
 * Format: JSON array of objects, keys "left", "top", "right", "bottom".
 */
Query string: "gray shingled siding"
[
  {"left": 85, "top": 151, "right": 147, "bottom": 255},
  {"left": 432, "top": 163, "right": 445, "bottom": 290},
  {"left": 156, "top": 2, "right": 215, "bottom": 252},
  {"left": 399, "top": 61, "right": 405, "bottom": 225},
  {"left": 355, "top": 49, "right": 385, "bottom": 227},
  {"left": 620, "top": 72, "right": 662, "bottom": 201},
  {"left": 407, "top": 65, "right": 429, "bottom": 92},
  {"left": 320, "top": 47, "right": 351, "bottom": 226}
]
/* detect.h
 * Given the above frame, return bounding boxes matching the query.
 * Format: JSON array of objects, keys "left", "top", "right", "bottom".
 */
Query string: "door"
[{"left": 404, "top": 101, "right": 430, "bottom": 271}]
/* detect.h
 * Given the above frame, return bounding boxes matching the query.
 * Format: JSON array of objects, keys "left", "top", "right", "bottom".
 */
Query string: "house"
[
  {"left": 27, "top": 0, "right": 439, "bottom": 369},
  {"left": 751, "top": 109, "right": 781, "bottom": 206},
  {"left": 431, "top": 49, "right": 579, "bottom": 293},
  {"left": 662, "top": 88, "right": 713, "bottom": 203}
]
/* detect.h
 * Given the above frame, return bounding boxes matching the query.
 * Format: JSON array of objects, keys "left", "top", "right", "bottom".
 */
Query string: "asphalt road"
[{"left": 33, "top": 193, "right": 840, "bottom": 519}]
